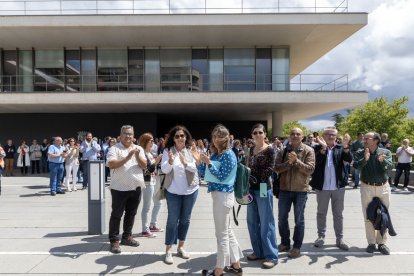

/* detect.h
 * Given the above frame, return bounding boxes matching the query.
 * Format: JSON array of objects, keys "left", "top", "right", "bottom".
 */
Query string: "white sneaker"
[
  {"left": 73, "top": 185, "right": 77, "bottom": 191},
  {"left": 67, "top": 186, "right": 72, "bottom": 192},
  {"left": 177, "top": 247, "right": 190, "bottom": 259},
  {"left": 164, "top": 252, "right": 173, "bottom": 264},
  {"left": 403, "top": 187, "right": 408, "bottom": 191}
]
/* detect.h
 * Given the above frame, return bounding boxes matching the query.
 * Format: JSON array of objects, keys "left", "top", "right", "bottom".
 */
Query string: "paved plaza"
[{"left": 0, "top": 175, "right": 414, "bottom": 275}]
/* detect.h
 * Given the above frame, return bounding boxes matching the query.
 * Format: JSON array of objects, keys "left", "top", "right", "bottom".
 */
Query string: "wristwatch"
[{"left": 208, "top": 163, "right": 212, "bottom": 168}]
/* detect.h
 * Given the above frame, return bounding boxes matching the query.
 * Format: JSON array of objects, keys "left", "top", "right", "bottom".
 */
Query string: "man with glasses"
[
  {"left": 80, "top": 132, "right": 101, "bottom": 189},
  {"left": 107, "top": 125, "right": 147, "bottom": 254},
  {"left": 275, "top": 128, "right": 315, "bottom": 258},
  {"left": 353, "top": 132, "right": 394, "bottom": 255},
  {"left": 310, "top": 127, "right": 352, "bottom": 251}
]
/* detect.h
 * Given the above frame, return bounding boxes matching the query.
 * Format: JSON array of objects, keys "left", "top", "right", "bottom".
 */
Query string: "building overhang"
[
  {"left": 0, "top": 13, "right": 367, "bottom": 75},
  {"left": 0, "top": 91, "right": 368, "bottom": 122}
]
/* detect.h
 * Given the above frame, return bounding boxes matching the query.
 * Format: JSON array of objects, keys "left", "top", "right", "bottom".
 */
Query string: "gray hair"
[
  {"left": 120, "top": 125, "right": 134, "bottom": 134},
  {"left": 323, "top": 126, "right": 338, "bottom": 135}
]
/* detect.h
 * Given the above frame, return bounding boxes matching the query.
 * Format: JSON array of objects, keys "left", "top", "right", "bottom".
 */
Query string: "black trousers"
[
  {"left": 31, "top": 160, "right": 40, "bottom": 174},
  {"left": 394, "top": 163, "right": 411, "bottom": 188},
  {"left": 109, "top": 187, "right": 142, "bottom": 242}
]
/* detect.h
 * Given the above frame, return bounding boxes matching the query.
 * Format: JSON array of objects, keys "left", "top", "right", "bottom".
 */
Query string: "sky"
[{"left": 299, "top": 0, "right": 414, "bottom": 130}]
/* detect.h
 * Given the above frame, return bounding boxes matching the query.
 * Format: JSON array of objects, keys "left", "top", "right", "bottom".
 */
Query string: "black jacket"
[
  {"left": 310, "top": 144, "right": 352, "bottom": 190},
  {"left": 367, "top": 197, "right": 397, "bottom": 237}
]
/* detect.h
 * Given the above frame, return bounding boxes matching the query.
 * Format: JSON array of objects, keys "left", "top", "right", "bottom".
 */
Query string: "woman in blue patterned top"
[{"left": 193, "top": 124, "right": 243, "bottom": 276}]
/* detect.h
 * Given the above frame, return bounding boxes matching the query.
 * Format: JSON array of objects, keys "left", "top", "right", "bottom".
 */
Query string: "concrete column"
[{"left": 272, "top": 111, "right": 283, "bottom": 137}]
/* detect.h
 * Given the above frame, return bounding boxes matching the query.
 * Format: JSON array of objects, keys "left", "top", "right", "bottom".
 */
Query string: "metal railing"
[
  {"left": 0, "top": 0, "right": 348, "bottom": 15},
  {"left": 0, "top": 73, "right": 348, "bottom": 92}
]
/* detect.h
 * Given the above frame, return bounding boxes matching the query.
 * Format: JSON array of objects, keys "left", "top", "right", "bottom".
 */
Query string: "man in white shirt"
[
  {"left": 392, "top": 139, "right": 414, "bottom": 192},
  {"left": 107, "top": 125, "right": 147, "bottom": 254}
]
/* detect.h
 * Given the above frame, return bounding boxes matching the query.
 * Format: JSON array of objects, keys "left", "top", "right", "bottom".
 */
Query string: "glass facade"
[{"left": 0, "top": 47, "right": 290, "bottom": 92}]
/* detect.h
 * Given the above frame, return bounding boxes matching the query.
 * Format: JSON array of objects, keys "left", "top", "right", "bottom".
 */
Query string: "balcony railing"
[
  {"left": 0, "top": 73, "right": 348, "bottom": 92},
  {"left": 0, "top": 0, "right": 349, "bottom": 15}
]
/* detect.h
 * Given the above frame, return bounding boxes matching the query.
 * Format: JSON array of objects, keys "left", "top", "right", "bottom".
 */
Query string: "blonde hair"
[{"left": 210, "top": 124, "right": 230, "bottom": 154}]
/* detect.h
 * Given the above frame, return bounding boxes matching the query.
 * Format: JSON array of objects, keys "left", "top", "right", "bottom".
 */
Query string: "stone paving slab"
[{"left": 1, "top": 175, "right": 414, "bottom": 275}]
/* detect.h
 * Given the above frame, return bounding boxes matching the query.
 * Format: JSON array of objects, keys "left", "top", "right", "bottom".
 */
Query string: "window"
[
  {"left": 97, "top": 49, "right": 128, "bottom": 91},
  {"left": 224, "top": 49, "right": 255, "bottom": 91},
  {"left": 160, "top": 49, "right": 191, "bottom": 91},
  {"left": 35, "top": 50, "right": 65, "bottom": 91},
  {"left": 128, "top": 49, "right": 144, "bottom": 91}
]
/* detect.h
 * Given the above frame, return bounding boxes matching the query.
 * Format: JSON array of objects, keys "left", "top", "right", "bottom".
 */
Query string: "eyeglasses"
[
  {"left": 69, "top": 140, "right": 75, "bottom": 142},
  {"left": 290, "top": 133, "right": 301, "bottom": 136},
  {"left": 253, "top": 131, "right": 264, "bottom": 135},
  {"left": 149, "top": 139, "right": 154, "bottom": 143},
  {"left": 174, "top": 134, "right": 186, "bottom": 139},
  {"left": 122, "top": 132, "right": 134, "bottom": 136}
]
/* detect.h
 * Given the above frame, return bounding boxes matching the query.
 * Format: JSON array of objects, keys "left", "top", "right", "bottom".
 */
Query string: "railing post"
[{"left": 299, "top": 74, "right": 302, "bottom": 91}]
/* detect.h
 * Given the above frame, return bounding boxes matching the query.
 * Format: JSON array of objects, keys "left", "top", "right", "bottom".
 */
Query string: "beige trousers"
[
  {"left": 360, "top": 182, "right": 390, "bottom": 245},
  {"left": 211, "top": 191, "right": 243, "bottom": 269}
]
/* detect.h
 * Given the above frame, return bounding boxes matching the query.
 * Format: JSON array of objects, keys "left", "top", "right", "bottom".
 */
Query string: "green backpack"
[{"left": 233, "top": 162, "right": 253, "bottom": 226}]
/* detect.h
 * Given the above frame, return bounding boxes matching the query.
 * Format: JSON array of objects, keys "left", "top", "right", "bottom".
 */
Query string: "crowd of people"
[{"left": 0, "top": 125, "right": 413, "bottom": 276}]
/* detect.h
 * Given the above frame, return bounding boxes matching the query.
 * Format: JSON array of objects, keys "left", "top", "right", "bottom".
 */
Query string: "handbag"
[
  {"left": 144, "top": 153, "right": 156, "bottom": 182},
  {"left": 154, "top": 174, "right": 166, "bottom": 201}
]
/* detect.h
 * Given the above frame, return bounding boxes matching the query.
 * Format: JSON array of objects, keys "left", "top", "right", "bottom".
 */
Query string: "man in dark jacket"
[{"left": 310, "top": 127, "right": 352, "bottom": 251}]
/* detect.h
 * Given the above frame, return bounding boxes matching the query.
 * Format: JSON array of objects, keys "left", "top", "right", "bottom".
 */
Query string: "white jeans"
[
  {"left": 360, "top": 182, "right": 391, "bottom": 245},
  {"left": 141, "top": 177, "right": 162, "bottom": 232},
  {"left": 211, "top": 191, "right": 243, "bottom": 269},
  {"left": 65, "top": 161, "right": 79, "bottom": 186}
]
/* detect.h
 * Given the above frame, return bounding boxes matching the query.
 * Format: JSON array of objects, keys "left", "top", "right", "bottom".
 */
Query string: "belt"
[{"left": 363, "top": 181, "right": 387, "bottom": 186}]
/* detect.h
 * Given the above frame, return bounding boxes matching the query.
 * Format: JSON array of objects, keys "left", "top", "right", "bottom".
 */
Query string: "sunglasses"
[
  {"left": 252, "top": 131, "right": 264, "bottom": 135},
  {"left": 174, "top": 134, "right": 186, "bottom": 139}
]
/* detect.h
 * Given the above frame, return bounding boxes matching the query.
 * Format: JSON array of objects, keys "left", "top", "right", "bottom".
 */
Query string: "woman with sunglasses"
[
  {"left": 64, "top": 138, "right": 80, "bottom": 192},
  {"left": 138, "top": 133, "right": 163, "bottom": 238},
  {"left": 160, "top": 125, "right": 199, "bottom": 265},
  {"left": 246, "top": 123, "right": 278, "bottom": 269}
]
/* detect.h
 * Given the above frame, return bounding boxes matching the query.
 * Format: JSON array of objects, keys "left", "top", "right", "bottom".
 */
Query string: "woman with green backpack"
[{"left": 192, "top": 124, "right": 243, "bottom": 276}]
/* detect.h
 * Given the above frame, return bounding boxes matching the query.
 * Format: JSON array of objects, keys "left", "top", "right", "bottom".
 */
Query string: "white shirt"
[
  {"left": 323, "top": 146, "right": 337, "bottom": 191},
  {"left": 396, "top": 146, "right": 414, "bottom": 163},
  {"left": 161, "top": 148, "right": 199, "bottom": 195},
  {"left": 107, "top": 143, "right": 146, "bottom": 191}
]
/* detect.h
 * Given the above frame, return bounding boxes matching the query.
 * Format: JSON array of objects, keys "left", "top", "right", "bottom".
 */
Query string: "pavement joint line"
[{"left": 1, "top": 251, "right": 414, "bottom": 256}]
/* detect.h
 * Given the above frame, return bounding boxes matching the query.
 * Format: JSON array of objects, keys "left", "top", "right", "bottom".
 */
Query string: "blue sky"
[{"left": 300, "top": 0, "right": 414, "bottom": 130}]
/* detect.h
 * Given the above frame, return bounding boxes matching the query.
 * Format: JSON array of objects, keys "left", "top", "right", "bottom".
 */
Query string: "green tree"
[
  {"left": 338, "top": 96, "right": 412, "bottom": 150},
  {"left": 282, "top": 121, "right": 308, "bottom": 137},
  {"left": 332, "top": 113, "right": 345, "bottom": 130}
]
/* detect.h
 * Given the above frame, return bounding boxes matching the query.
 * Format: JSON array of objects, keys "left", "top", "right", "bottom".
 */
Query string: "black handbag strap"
[{"left": 232, "top": 205, "right": 242, "bottom": 226}]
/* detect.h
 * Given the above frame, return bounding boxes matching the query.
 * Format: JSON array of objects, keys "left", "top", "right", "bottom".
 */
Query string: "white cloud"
[
  {"left": 299, "top": 119, "right": 335, "bottom": 131},
  {"left": 302, "top": 0, "right": 414, "bottom": 122}
]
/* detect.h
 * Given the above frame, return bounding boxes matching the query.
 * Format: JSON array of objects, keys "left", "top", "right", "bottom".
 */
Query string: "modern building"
[{"left": 0, "top": 1, "right": 368, "bottom": 141}]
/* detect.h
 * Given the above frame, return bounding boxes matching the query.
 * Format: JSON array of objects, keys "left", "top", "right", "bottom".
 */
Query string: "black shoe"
[
  {"left": 378, "top": 244, "right": 390, "bottom": 255},
  {"left": 224, "top": 264, "right": 243, "bottom": 275},
  {"left": 120, "top": 236, "right": 139, "bottom": 247},
  {"left": 50, "top": 192, "right": 56, "bottom": 196},
  {"left": 110, "top": 240, "right": 121, "bottom": 254},
  {"left": 56, "top": 190, "right": 66, "bottom": 194},
  {"left": 366, "top": 244, "right": 376, "bottom": 253},
  {"left": 202, "top": 269, "right": 223, "bottom": 276}
]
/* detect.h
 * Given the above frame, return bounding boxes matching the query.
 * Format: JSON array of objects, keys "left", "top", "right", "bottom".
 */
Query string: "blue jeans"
[
  {"left": 49, "top": 162, "right": 64, "bottom": 193},
  {"left": 165, "top": 189, "right": 198, "bottom": 245},
  {"left": 247, "top": 189, "right": 278, "bottom": 261},
  {"left": 353, "top": 168, "right": 360, "bottom": 187},
  {"left": 82, "top": 160, "right": 89, "bottom": 188},
  {"left": 278, "top": 191, "right": 308, "bottom": 249}
]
